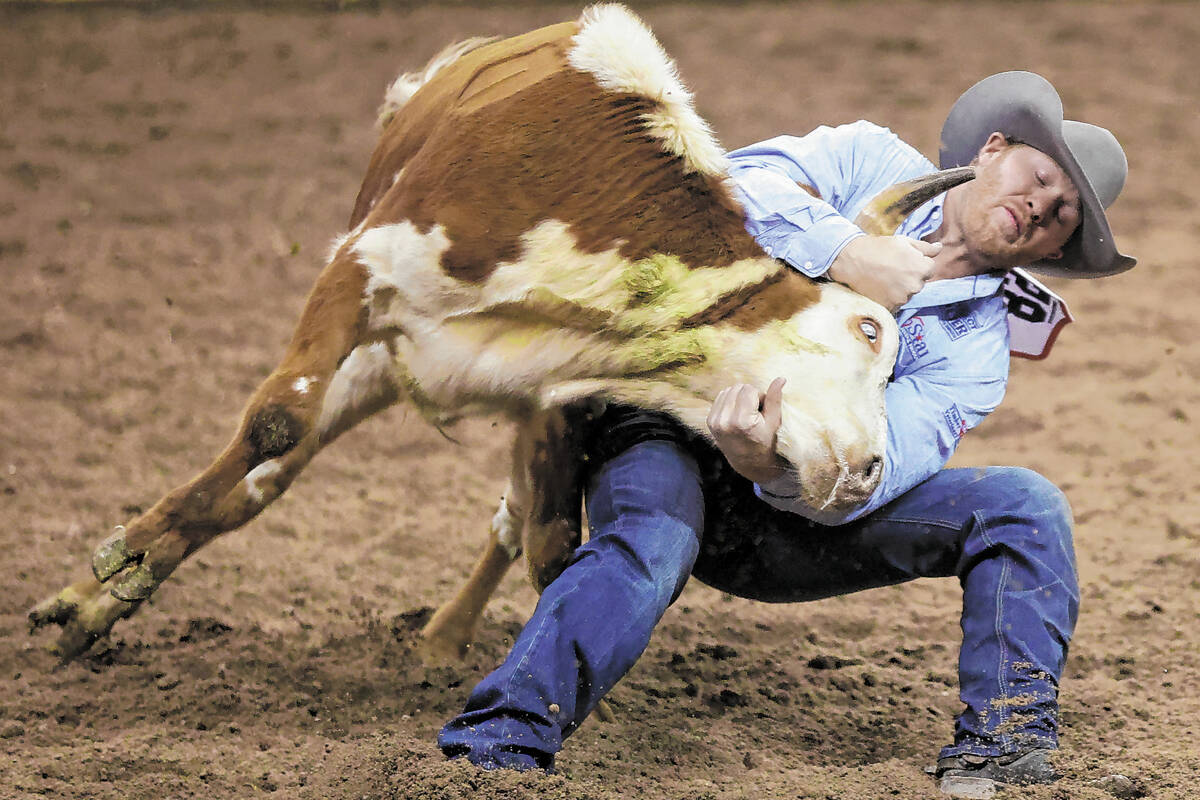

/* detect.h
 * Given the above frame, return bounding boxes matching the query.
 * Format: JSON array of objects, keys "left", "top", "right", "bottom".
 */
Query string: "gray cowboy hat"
[{"left": 939, "top": 71, "right": 1135, "bottom": 278}]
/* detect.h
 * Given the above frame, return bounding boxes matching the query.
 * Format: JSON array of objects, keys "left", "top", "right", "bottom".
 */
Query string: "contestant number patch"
[{"left": 1004, "top": 268, "right": 1073, "bottom": 360}]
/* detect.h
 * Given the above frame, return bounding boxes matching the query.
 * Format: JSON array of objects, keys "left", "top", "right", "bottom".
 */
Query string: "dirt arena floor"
[{"left": 2, "top": 2, "right": 1198, "bottom": 798}]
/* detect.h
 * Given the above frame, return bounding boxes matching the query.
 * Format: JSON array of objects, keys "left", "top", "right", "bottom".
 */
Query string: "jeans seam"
[
  {"left": 976, "top": 511, "right": 1013, "bottom": 753},
  {"left": 500, "top": 581, "right": 582, "bottom": 740},
  {"left": 867, "top": 513, "right": 962, "bottom": 531}
]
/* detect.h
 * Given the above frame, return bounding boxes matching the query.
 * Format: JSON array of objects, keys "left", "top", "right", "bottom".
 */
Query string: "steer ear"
[{"left": 853, "top": 166, "right": 975, "bottom": 236}]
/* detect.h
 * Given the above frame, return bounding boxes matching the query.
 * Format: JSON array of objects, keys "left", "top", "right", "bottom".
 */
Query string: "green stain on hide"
[
  {"left": 623, "top": 253, "right": 686, "bottom": 308},
  {"left": 775, "top": 324, "right": 832, "bottom": 356},
  {"left": 622, "top": 330, "right": 708, "bottom": 373}
]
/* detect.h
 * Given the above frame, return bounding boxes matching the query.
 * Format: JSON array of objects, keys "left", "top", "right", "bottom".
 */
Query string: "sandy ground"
[{"left": 2, "top": 3, "right": 1198, "bottom": 799}]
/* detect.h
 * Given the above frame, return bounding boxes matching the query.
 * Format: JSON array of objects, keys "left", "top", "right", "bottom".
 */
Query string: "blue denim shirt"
[{"left": 726, "top": 121, "right": 1010, "bottom": 524}]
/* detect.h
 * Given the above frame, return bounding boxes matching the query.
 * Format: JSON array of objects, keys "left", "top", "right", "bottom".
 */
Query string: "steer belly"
[{"left": 348, "top": 216, "right": 784, "bottom": 415}]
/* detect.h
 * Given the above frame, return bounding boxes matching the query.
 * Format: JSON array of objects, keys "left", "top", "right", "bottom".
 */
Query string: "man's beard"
[{"left": 959, "top": 177, "right": 1025, "bottom": 269}]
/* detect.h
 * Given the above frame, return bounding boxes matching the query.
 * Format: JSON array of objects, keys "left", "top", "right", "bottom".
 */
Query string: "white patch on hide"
[
  {"left": 353, "top": 221, "right": 469, "bottom": 332},
  {"left": 363, "top": 219, "right": 778, "bottom": 414},
  {"left": 473, "top": 220, "right": 778, "bottom": 329},
  {"left": 326, "top": 218, "right": 368, "bottom": 263},
  {"left": 316, "top": 342, "right": 395, "bottom": 438},
  {"left": 471, "top": 220, "right": 630, "bottom": 314},
  {"left": 491, "top": 499, "right": 523, "bottom": 561},
  {"left": 243, "top": 460, "right": 283, "bottom": 504},
  {"left": 292, "top": 376, "right": 315, "bottom": 395},
  {"left": 568, "top": 4, "right": 728, "bottom": 178}
]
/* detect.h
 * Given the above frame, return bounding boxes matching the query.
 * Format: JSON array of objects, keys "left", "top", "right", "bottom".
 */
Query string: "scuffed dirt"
[{"left": 1, "top": 3, "right": 1198, "bottom": 799}]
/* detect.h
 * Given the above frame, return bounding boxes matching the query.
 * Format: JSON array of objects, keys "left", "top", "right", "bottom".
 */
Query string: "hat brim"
[{"left": 939, "top": 71, "right": 1135, "bottom": 279}]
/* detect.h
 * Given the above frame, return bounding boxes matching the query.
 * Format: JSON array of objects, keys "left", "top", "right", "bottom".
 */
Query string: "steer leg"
[
  {"left": 418, "top": 482, "right": 526, "bottom": 665},
  {"left": 419, "top": 407, "right": 588, "bottom": 663},
  {"left": 419, "top": 413, "right": 544, "bottom": 663},
  {"left": 520, "top": 407, "right": 586, "bottom": 594},
  {"left": 28, "top": 253, "right": 395, "bottom": 661}
]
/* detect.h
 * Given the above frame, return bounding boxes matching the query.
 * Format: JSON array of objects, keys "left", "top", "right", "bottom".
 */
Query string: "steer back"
[{"left": 343, "top": 3, "right": 964, "bottom": 515}]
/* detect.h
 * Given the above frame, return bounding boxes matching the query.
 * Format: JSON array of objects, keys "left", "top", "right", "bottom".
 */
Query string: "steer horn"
[{"left": 853, "top": 166, "right": 975, "bottom": 236}]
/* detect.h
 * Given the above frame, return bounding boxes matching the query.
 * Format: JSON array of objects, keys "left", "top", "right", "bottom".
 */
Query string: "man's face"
[{"left": 960, "top": 132, "right": 1082, "bottom": 267}]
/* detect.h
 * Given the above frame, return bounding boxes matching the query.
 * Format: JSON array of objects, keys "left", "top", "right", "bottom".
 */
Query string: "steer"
[{"left": 28, "top": 4, "right": 972, "bottom": 663}]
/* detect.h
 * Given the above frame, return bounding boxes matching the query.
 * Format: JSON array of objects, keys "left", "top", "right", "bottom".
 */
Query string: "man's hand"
[
  {"left": 707, "top": 377, "right": 788, "bottom": 485},
  {"left": 828, "top": 235, "right": 942, "bottom": 312}
]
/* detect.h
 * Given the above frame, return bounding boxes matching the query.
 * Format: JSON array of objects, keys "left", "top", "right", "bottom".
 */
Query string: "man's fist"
[
  {"left": 828, "top": 235, "right": 942, "bottom": 312},
  {"left": 706, "top": 377, "right": 788, "bottom": 485}
]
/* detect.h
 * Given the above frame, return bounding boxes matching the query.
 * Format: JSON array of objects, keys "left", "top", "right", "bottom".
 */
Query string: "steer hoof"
[
  {"left": 51, "top": 592, "right": 138, "bottom": 662},
  {"left": 28, "top": 576, "right": 142, "bottom": 662},
  {"left": 111, "top": 564, "right": 158, "bottom": 601},
  {"left": 28, "top": 595, "right": 76, "bottom": 632},
  {"left": 416, "top": 632, "right": 470, "bottom": 667},
  {"left": 28, "top": 580, "right": 97, "bottom": 632},
  {"left": 594, "top": 699, "right": 617, "bottom": 723},
  {"left": 92, "top": 526, "right": 137, "bottom": 582},
  {"left": 49, "top": 625, "right": 102, "bottom": 663}
]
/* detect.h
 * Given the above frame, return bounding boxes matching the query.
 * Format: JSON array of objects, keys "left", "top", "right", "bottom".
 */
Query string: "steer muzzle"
[
  {"left": 776, "top": 424, "right": 887, "bottom": 519},
  {"left": 831, "top": 450, "right": 886, "bottom": 512},
  {"left": 812, "top": 451, "right": 885, "bottom": 515}
]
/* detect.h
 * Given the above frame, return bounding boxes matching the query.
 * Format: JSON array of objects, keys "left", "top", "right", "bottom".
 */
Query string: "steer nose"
[
  {"left": 820, "top": 453, "right": 885, "bottom": 514},
  {"left": 862, "top": 456, "right": 882, "bottom": 482}
]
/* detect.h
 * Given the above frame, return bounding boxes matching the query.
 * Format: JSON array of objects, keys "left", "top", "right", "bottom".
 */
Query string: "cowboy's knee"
[
  {"left": 600, "top": 510, "right": 701, "bottom": 616},
  {"left": 973, "top": 468, "right": 1077, "bottom": 596},
  {"left": 986, "top": 467, "right": 1073, "bottom": 533}
]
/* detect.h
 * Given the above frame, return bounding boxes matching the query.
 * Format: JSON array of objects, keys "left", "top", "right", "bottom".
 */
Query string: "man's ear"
[{"left": 976, "top": 131, "right": 1008, "bottom": 164}]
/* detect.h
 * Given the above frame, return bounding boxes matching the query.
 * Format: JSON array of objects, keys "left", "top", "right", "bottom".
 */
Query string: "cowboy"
[{"left": 438, "top": 71, "right": 1134, "bottom": 797}]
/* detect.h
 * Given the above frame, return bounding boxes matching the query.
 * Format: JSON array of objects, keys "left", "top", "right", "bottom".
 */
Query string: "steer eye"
[{"left": 858, "top": 319, "right": 878, "bottom": 343}]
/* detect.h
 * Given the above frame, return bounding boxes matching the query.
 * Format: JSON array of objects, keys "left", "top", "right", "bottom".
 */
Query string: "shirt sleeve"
[
  {"left": 726, "top": 121, "right": 929, "bottom": 278},
  {"left": 755, "top": 298, "right": 1011, "bottom": 525}
]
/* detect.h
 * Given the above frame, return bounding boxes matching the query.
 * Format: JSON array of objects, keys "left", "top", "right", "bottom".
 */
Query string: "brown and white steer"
[{"left": 28, "top": 4, "right": 972, "bottom": 663}]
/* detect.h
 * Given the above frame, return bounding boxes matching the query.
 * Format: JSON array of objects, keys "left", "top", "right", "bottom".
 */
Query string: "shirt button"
[{"left": 804, "top": 261, "right": 813, "bottom": 269}]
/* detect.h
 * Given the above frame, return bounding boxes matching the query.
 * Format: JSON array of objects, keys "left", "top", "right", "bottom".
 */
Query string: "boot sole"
[{"left": 938, "top": 774, "right": 997, "bottom": 798}]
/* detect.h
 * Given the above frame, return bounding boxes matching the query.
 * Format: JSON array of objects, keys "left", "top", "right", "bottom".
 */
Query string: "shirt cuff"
[
  {"left": 754, "top": 472, "right": 804, "bottom": 501},
  {"left": 757, "top": 219, "right": 864, "bottom": 279}
]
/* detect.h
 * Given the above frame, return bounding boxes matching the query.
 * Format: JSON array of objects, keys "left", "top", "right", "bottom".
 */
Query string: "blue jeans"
[{"left": 438, "top": 440, "right": 1078, "bottom": 768}]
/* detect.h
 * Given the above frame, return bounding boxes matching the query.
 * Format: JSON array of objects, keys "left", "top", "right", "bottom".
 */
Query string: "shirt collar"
[
  {"left": 897, "top": 191, "right": 945, "bottom": 242},
  {"left": 900, "top": 272, "right": 1005, "bottom": 311}
]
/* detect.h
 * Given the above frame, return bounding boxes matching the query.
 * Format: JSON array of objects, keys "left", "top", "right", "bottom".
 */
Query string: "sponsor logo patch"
[
  {"left": 898, "top": 316, "right": 929, "bottom": 367},
  {"left": 940, "top": 311, "right": 983, "bottom": 341},
  {"left": 943, "top": 404, "right": 968, "bottom": 441}
]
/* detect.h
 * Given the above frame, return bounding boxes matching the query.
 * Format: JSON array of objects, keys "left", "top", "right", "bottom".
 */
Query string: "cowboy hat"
[{"left": 939, "top": 71, "right": 1135, "bottom": 278}]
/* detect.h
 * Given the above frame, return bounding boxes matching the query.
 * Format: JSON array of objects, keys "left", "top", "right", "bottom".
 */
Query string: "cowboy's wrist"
[{"left": 725, "top": 449, "right": 787, "bottom": 485}]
